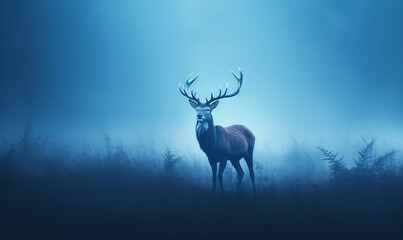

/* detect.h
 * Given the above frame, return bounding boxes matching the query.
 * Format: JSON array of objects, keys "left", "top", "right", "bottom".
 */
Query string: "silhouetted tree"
[
  {"left": 103, "top": 134, "right": 113, "bottom": 159},
  {"left": 162, "top": 146, "right": 181, "bottom": 178}
]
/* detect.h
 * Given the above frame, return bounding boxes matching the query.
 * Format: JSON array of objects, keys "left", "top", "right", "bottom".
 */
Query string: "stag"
[{"left": 179, "top": 68, "right": 256, "bottom": 194}]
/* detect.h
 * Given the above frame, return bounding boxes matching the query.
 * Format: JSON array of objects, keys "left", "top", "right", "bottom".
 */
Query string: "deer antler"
[
  {"left": 179, "top": 72, "right": 201, "bottom": 104},
  {"left": 205, "top": 67, "right": 243, "bottom": 104}
]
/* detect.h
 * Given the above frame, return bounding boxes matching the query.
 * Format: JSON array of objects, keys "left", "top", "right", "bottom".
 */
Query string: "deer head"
[{"left": 179, "top": 68, "right": 243, "bottom": 122}]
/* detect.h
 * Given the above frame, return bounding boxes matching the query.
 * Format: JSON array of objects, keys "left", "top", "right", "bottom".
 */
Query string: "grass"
[{"left": 0, "top": 131, "right": 402, "bottom": 239}]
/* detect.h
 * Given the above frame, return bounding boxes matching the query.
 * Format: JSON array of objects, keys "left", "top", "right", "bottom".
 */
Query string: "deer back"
[{"left": 215, "top": 125, "right": 255, "bottom": 158}]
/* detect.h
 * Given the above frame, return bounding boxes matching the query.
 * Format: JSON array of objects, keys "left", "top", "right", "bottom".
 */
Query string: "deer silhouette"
[{"left": 179, "top": 68, "right": 256, "bottom": 194}]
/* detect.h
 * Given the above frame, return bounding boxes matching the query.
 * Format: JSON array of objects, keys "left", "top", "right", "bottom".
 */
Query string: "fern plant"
[
  {"left": 316, "top": 147, "right": 347, "bottom": 179},
  {"left": 373, "top": 151, "right": 396, "bottom": 175},
  {"left": 355, "top": 138, "right": 375, "bottom": 171}
]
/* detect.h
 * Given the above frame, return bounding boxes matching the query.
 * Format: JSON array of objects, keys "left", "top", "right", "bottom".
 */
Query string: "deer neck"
[{"left": 196, "top": 118, "right": 216, "bottom": 153}]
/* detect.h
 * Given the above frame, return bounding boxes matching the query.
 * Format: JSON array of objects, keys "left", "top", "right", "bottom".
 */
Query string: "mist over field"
[{"left": 1, "top": 0, "right": 403, "bottom": 239}]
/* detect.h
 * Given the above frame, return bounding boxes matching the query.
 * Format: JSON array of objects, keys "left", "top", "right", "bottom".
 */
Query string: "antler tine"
[
  {"left": 206, "top": 68, "right": 243, "bottom": 104},
  {"left": 230, "top": 67, "right": 243, "bottom": 87},
  {"left": 210, "top": 87, "right": 223, "bottom": 100},
  {"left": 185, "top": 72, "right": 194, "bottom": 82},
  {"left": 223, "top": 83, "right": 228, "bottom": 96},
  {"left": 187, "top": 73, "right": 201, "bottom": 85},
  {"left": 179, "top": 72, "right": 201, "bottom": 103},
  {"left": 190, "top": 88, "right": 198, "bottom": 99}
]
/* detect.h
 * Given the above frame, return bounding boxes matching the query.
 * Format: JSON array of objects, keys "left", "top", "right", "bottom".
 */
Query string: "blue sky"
[{"left": 1, "top": 0, "right": 402, "bottom": 155}]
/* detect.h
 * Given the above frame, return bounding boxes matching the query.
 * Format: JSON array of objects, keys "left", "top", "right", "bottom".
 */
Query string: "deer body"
[
  {"left": 179, "top": 68, "right": 256, "bottom": 193},
  {"left": 197, "top": 122, "right": 254, "bottom": 162}
]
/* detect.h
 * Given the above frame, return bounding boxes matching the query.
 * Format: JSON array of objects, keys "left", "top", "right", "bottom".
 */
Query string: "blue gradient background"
[{"left": 1, "top": 0, "right": 402, "bottom": 155}]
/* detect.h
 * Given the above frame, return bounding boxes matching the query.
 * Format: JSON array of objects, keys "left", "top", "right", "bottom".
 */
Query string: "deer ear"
[
  {"left": 188, "top": 100, "right": 198, "bottom": 109},
  {"left": 209, "top": 101, "right": 219, "bottom": 110}
]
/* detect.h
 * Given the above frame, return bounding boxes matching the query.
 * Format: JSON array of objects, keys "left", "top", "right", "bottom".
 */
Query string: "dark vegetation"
[{"left": 1, "top": 130, "right": 403, "bottom": 240}]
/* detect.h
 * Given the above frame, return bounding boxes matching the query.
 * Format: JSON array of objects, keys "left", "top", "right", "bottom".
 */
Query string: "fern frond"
[
  {"left": 316, "top": 146, "right": 347, "bottom": 179},
  {"left": 373, "top": 150, "right": 396, "bottom": 173},
  {"left": 355, "top": 138, "right": 375, "bottom": 170}
]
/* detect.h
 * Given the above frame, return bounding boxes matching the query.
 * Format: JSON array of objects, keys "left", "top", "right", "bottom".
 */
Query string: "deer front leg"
[
  {"left": 218, "top": 159, "right": 227, "bottom": 193},
  {"left": 208, "top": 158, "right": 217, "bottom": 193}
]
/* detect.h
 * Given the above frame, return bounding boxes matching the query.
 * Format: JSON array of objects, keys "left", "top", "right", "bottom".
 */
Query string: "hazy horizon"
[{"left": 1, "top": 0, "right": 402, "bottom": 157}]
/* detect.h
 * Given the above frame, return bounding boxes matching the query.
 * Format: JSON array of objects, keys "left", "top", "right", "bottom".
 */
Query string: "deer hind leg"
[
  {"left": 217, "top": 160, "right": 227, "bottom": 193},
  {"left": 230, "top": 160, "right": 244, "bottom": 190},
  {"left": 244, "top": 154, "right": 256, "bottom": 194}
]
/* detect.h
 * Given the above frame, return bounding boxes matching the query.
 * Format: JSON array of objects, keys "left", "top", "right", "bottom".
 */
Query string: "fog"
[
  {"left": 1, "top": 1, "right": 403, "bottom": 239},
  {"left": 1, "top": 0, "right": 402, "bottom": 154}
]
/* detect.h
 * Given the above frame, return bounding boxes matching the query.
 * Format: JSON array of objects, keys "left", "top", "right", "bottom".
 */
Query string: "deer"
[{"left": 179, "top": 68, "right": 256, "bottom": 194}]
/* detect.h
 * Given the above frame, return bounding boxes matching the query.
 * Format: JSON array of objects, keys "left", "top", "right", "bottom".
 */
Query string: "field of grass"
[{"left": 1, "top": 131, "right": 402, "bottom": 239}]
